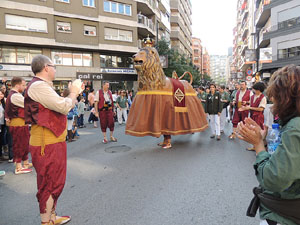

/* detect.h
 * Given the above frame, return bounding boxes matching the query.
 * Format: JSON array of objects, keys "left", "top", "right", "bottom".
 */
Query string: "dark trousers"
[
  {"left": 267, "top": 219, "right": 277, "bottom": 225},
  {"left": 78, "top": 114, "right": 84, "bottom": 127},
  {"left": 0, "top": 125, "right": 13, "bottom": 160}
]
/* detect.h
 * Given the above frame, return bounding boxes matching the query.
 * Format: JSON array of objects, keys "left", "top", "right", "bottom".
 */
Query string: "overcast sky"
[{"left": 191, "top": 0, "right": 237, "bottom": 56}]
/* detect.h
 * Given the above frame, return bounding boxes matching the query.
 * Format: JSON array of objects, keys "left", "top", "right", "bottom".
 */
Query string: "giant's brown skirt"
[{"left": 125, "top": 79, "right": 208, "bottom": 137}]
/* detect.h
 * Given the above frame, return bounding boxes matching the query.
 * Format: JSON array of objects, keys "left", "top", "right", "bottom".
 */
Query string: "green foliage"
[{"left": 156, "top": 38, "right": 212, "bottom": 87}]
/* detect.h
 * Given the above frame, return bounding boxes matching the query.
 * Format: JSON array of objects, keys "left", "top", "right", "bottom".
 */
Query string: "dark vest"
[
  {"left": 235, "top": 90, "right": 251, "bottom": 108},
  {"left": 5, "top": 90, "right": 24, "bottom": 119},
  {"left": 97, "top": 90, "right": 114, "bottom": 111},
  {"left": 250, "top": 94, "right": 265, "bottom": 117},
  {"left": 24, "top": 77, "right": 67, "bottom": 137}
]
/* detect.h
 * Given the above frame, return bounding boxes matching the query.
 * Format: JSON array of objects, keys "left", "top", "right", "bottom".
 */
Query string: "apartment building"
[
  {"left": 210, "top": 55, "right": 227, "bottom": 85},
  {"left": 192, "top": 37, "right": 203, "bottom": 73},
  {"left": 232, "top": 0, "right": 256, "bottom": 80},
  {"left": 257, "top": 0, "right": 300, "bottom": 77},
  {"left": 170, "top": 0, "right": 192, "bottom": 57},
  {"left": 0, "top": 0, "right": 171, "bottom": 92},
  {"left": 202, "top": 47, "right": 210, "bottom": 76}
]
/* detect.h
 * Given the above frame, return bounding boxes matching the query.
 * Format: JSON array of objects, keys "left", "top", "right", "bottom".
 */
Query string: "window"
[
  {"left": 84, "top": 25, "right": 96, "bottom": 36},
  {"left": 83, "top": 0, "right": 95, "bottom": 7},
  {"left": 5, "top": 14, "right": 47, "bottom": 33},
  {"left": 57, "top": 22, "right": 71, "bottom": 32},
  {"left": 111, "top": 2, "right": 117, "bottom": 13},
  {"left": 103, "top": 1, "right": 132, "bottom": 16},
  {"left": 83, "top": 54, "right": 93, "bottom": 67},
  {"left": 51, "top": 51, "right": 93, "bottom": 67},
  {"left": 56, "top": 0, "right": 70, "bottom": 3},
  {"left": 73, "top": 53, "right": 83, "bottom": 66},
  {"left": 278, "top": 16, "right": 300, "bottom": 30},
  {"left": 118, "top": 3, "right": 124, "bottom": 14},
  {"left": 278, "top": 46, "right": 300, "bottom": 59},
  {"left": 104, "top": 1, "right": 110, "bottom": 12},
  {"left": 100, "top": 55, "right": 133, "bottom": 68},
  {"left": 0, "top": 46, "right": 42, "bottom": 64},
  {"left": 104, "top": 28, "right": 132, "bottom": 42},
  {"left": 125, "top": 5, "right": 131, "bottom": 16}
]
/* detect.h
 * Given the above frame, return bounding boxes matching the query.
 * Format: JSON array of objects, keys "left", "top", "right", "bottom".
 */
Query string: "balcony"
[
  {"left": 158, "top": 0, "right": 170, "bottom": 14},
  {"left": 136, "top": 0, "right": 156, "bottom": 16},
  {"left": 240, "top": 38, "right": 249, "bottom": 56},
  {"left": 264, "top": 16, "right": 300, "bottom": 40},
  {"left": 241, "top": 19, "right": 249, "bottom": 39},
  {"left": 259, "top": 19, "right": 271, "bottom": 48},
  {"left": 137, "top": 14, "right": 155, "bottom": 37},
  {"left": 255, "top": 0, "right": 271, "bottom": 28}
]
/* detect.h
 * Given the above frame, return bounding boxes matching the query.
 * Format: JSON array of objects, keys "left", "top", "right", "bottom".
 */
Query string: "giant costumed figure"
[{"left": 125, "top": 37, "right": 208, "bottom": 149}]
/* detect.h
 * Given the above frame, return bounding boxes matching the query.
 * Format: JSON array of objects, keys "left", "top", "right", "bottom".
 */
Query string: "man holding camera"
[{"left": 94, "top": 81, "right": 117, "bottom": 144}]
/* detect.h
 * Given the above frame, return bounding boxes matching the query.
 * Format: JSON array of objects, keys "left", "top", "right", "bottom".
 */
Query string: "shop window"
[
  {"left": 17, "top": 48, "right": 30, "bottom": 64},
  {"left": 100, "top": 55, "right": 133, "bottom": 68},
  {"left": 57, "top": 22, "right": 71, "bottom": 33},
  {"left": 73, "top": 53, "right": 83, "bottom": 66},
  {"left": 84, "top": 25, "right": 96, "bottom": 36},
  {"left": 1, "top": 47, "right": 16, "bottom": 63},
  {"left": 0, "top": 46, "right": 42, "bottom": 64},
  {"left": 83, "top": 53, "right": 93, "bottom": 67},
  {"left": 62, "top": 52, "right": 72, "bottom": 66},
  {"left": 51, "top": 51, "right": 92, "bottom": 67},
  {"left": 5, "top": 14, "right": 48, "bottom": 33}
]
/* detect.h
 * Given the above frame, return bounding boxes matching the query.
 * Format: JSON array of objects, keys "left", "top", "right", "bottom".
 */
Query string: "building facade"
[
  {"left": 170, "top": 0, "right": 192, "bottom": 57},
  {"left": 210, "top": 55, "right": 227, "bottom": 85},
  {"left": 0, "top": 0, "right": 171, "bottom": 92},
  {"left": 192, "top": 37, "right": 203, "bottom": 73},
  {"left": 202, "top": 47, "right": 210, "bottom": 76},
  {"left": 232, "top": 0, "right": 256, "bottom": 81},
  {"left": 258, "top": 0, "right": 300, "bottom": 78}
]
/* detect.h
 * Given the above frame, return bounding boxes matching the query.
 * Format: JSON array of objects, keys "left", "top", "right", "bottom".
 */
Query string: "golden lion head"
[{"left": 133, "top": 47, "right": 166, "bottom": 91}]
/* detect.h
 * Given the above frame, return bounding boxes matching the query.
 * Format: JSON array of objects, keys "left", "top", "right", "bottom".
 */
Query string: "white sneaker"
[{"left": 0, "top": 171, "right": 5, "bottom": 177}]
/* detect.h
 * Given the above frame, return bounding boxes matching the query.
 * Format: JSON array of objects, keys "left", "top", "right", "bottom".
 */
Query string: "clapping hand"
[{"left": 235, "top": 118, "right": 267, "bottom": 154}]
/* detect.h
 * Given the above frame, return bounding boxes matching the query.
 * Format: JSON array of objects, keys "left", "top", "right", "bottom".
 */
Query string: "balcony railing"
[
  {"left": 138, "top": 14, "right": 154, "bottom": 31},
  {"left": 268, "top": 16, "right": 300, "bottom": 32}
]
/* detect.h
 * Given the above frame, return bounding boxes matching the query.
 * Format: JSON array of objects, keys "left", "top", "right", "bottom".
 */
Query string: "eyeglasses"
[{"left": 47, "top": 64, "right": 56, "bottom": 69}]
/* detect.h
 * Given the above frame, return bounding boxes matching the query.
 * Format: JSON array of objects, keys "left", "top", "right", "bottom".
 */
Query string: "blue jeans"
[{"left": 78, "top": 114, "right": 84, "bottom": 127}]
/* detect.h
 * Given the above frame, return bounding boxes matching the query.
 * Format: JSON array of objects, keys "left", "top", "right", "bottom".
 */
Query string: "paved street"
[{"left": 0, "top": 117, "right": 260, "bottom": 225}]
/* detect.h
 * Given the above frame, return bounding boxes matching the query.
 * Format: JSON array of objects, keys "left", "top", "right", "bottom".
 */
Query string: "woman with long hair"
[{"left": 237, "top": 65, "right": 300, "bottom": 225}]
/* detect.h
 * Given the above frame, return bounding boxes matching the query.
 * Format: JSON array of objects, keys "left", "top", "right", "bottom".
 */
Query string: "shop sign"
[
  {"left": 100, "top": 68, "right": 136, "bottom": 74},
  {"left": 263, "top": 73, "right": 271, "bottom": 78},
  {"left": 76, "top": 72, "right": 137, "bottom": 81},
  {"left": 260, "top": 48, "right": 272, "bottom": 63},
  {"left": 0, "top": 64, "right": 32, "bottom": 71},
  {"left": 245, "top": 49, "right": 256, "bottom": 64}
]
